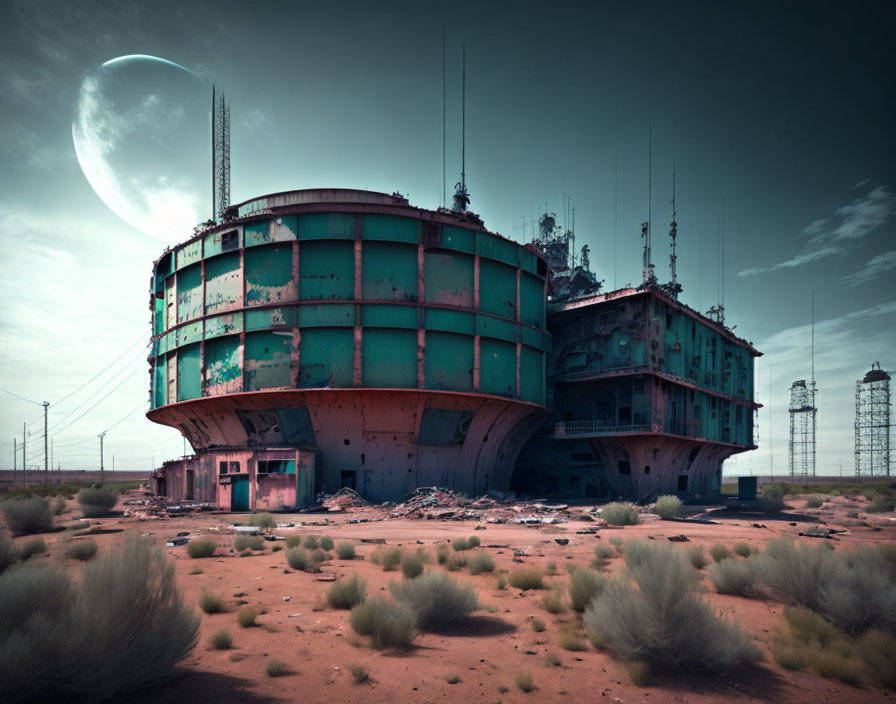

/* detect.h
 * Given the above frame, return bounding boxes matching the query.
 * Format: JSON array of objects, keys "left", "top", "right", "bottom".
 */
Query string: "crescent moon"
[{"left": 101, "top": 54, "right": 206, "bottom": 82}]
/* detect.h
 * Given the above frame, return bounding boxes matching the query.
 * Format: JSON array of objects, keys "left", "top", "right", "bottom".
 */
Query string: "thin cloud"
[
  {"left": 842, "top": 250, "right": 896, "bottom": 287},
  {"left": 828, "top": 186, "right": 895, "bottom": 242},
  {"left": 802, "top": 218, "right": 826, "bottom": 236},
  {"left": 738, "top": 246, "right": 841, "bottom": 277}
]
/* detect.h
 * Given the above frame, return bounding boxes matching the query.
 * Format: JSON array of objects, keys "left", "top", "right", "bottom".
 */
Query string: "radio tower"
[
  {"left": 212, "top": 85, "right": 230, "bottom": 222},
  {"left": 788, "top": 293, "right": 817, "bottom": 476},
  {"left": 664, "top": 159, "right": 682, "bottom": 299},
  {"left": 855, "top": 362, "right": 891, "bottom": 477}
]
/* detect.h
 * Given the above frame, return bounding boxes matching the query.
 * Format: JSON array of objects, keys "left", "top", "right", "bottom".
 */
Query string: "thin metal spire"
[
  {"left": 452, "top": 40, "right": 470, "bottom": 212},
  {"left": 442, "top": 26, "right": 446, "bottom": 208}
]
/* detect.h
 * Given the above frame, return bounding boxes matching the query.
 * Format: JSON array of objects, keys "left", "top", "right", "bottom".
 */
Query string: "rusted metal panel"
[
  {"left": 298, "top": 212, "right": 354, "bottom": 239},
  {"left": 480, "top": 337, "right": 517, "bottom": 398},
  {"left": 268, "top": 215, "right": 299, "bottom": 244},
  {"left": 166, "top": 353, "right": 177, "bottom": 402},
  {"left": 519, "top": 247, "right": 539, "bottom": 276},
  {"left": 245, "top": 244, "right": 297, "bottom": 305},
  {"left": 204, "top": 335, "right": 243, "bottom": 396},
  {"left": 519, "top": 324, "right": 545, "bottom": 349},
  {"left": 361, "top": 304, "right": 417, "bottom": 328},
  {"left": 245, "top": 307, "right": 297, "bottom": 331},
  {"left": 298, "top": 327, "right": 354, "bottom": 387},
  {"left": 520, "top": 344, "right": 544, "bottom": 404},
  {"left": 165, "top": 276, "right": 176, "bottom": 330},
  {"left": 205, "top": 312, "right": 243, "bottom": 339},
  {"left": 478, "top": 258, "right": 517, "bottom": 319},
  {"left": 298, "top": 240, "right": 353, "bottom": 299},
  {"left": 297, "top": 303, "right": 355, "bottom": 327},
  {"left": 177, "top": 344, "right": 201, "bottom": 400},
  {"left": 477, "top": 230, "right": 519, "bottom": 268},
  {"left": 245, "top": 331, "right": 292, "bottom": 390},
  {"left": 361, "top": 214, "right": 420, "bottom": 244},
  {"left": 176, "top": 321, "right": 203, "bottom": 348},
  {"left": 439, "top": 225, "right": 475, "bottom": 254},
  {"left": 424, "top": 331, "right": 473, "bottom": 392},
  {"left": 204, "top": 227, "right": 241, "bottom": 258},
  {"left": 520, "top": 272, "right": 545, "bottom": 328},
  {"left": 424, "top": 251, "right": 473, "bottom": 307},
  {"left": 176, "top": 239, "right": 202, "bottom": 270},
  {"left": 361, "top": 328, "right": 417, "bottom": 388},
  {"left": 361, "top": 241, "right": 418, "bottom": 301},
  {"left": 204, "top": 252, "right": 242, "bottom": 315},
  {"left": 476, "top": 314, "right": 517, "bottom": 344},
  {"left": 152, "top": 360, "right": 167, "bottom": 408},
  {"left": 425, "top": 308, "right": 474, "bottom": 335}
]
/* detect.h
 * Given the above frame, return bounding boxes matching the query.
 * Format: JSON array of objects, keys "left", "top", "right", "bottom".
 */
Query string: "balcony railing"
[{"left": 550, "top": 420, "right": 651, "bottom": 436}]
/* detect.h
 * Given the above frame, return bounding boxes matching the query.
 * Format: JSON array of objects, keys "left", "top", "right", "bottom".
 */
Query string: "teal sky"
[{"left": 0, "top": 0, "right": 894, "bottom": 476}]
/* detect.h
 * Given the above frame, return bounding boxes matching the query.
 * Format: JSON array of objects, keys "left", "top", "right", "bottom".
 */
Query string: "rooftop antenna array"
[
  {"left": 641, "top": 124, "right": 656, "bottom": 285},
  {"left": 667, "top": 158, "right": 682, "bottom": 298},
  {"left": 706, "top": 202, "right": 726, "bottom": 325},
  {"left": 212, "top": 85, "right": 231, "bottom": 222},
  {"left": 452, "top": 41, "right": 470, "bottom": 212}
]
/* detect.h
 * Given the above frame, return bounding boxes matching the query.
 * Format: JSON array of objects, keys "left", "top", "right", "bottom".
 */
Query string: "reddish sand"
[{"left": 11, "top": 491, "right": 895, "bottom": 704}]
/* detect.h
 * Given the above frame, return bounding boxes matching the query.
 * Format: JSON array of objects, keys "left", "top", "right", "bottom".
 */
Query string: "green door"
[{"left": 231, "top": 477, "right": 250, "bottom": 511}]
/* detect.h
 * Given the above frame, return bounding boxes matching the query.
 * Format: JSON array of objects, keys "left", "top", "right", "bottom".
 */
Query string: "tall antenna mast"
[
  {"left": 213, "top": 88, "right": 231, "bottom": 222},
  {"left": 442, "top": 25, "right": 446, "bottom": 209},
  {"left": 667, "top": 156, "right": 681, "bottom": 298},
  {"left": 613, "top": 153, "right": 618, "bottom": 289},
  {"left": 211, "top": 84, "right": 216, "bottom": 219},
  {"left": 641, "top": 124, "right": 656, "bottom": 285},
  {"left": 452, "top": 41, "right": 470, "bottom": 212}
]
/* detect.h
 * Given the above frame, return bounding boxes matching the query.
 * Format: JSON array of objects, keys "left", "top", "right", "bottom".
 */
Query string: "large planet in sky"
[{"left": 72, "top": 55, "right": 211, "bottom": 244}]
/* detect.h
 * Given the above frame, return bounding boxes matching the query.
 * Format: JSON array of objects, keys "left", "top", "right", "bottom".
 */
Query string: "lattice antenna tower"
[
  {"left": 855, "top": 362, "right": 892, "bottom": 477},
  {"left": 641, "top": 123, "right": 656, "bottom": 285},
  {"left": 212, "top": 85, "right": 231, "bottom": 222},
  {"left": 452, "top": 41, "right": 470, "bottom": 213},
  {"left": 788, "top": 294, "right": 817, "bottom": 476}
]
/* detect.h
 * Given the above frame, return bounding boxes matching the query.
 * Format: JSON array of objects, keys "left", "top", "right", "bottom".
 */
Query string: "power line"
[
  {"left": 53, "top": 331, "right": 147, "bottom": 407},
  {"left": 0, "top": 387, "right": 43, "bottom": 406},
  {"left": 49, "top": 365, "right": 145, "bottom": 439}
]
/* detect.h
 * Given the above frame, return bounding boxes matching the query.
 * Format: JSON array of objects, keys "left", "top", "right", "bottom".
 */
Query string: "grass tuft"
[
  {"left": 210, "top": 628, "right": 232, "bottom": 650},
  {"left": 401, "top": 552, "right": 424, "bottom": 579},
  {"left": 709, "top": 544, "right": 731, "bottom": 562},
  {"left": 1, "top": 497, "right": 53, "bottom": 535},
  {"left": 708, "top": 558, "right": 759, "bottom": 596},
  {"left": 199, "top": 589, "right": 226, "bottom": 614},
  {"left": 336, "top": 541, "right": 356, "bottom": 560},
  {"left": 302, "top": 534, "right": 320, "bottom": 549},
  {"left": 284, "top": 535, "right": 301, "bottom": 548},
  {"left": 65, "top": 538, "right": 98, "bottom": 561},
  {"left": 467, "top": 550, "right": 495, "bottom": 575},
  {"left": 451, "top": 537, "right": 471, "bottom": 551},
  {"left": 732, "top": 542, "right": 752, "bottom": 558},
  {"left": 237, "top": 607, "right": 259, "bottom": 628},
  {"left": 285, "top": 547, "right": 308, "bottom": 571},
  {"left": 234, "top": 535, "right": 264, "bottom": 552},
  {"left": 319, "top": 535, "right": 334, "bottom": 551},
  {"left": 686, "top": 544, "right": 709, "bottom": 570},
  {"left": 569, "top": 568, "right": 606, "bottom": 612},
  {"left": 540, "top": 587, "right": 565, "bottom": 614},
  {"left": 627, "top": 660, "right": 653, "bottom": 686},
  {"left": 654, "top": 495, "right": 682, "bottom": 519},
  {"left": 508, "top": 567, "right": 544, "bottom": 591},
  {"left": 265, "top": 658, "right": 287, "bottom": 677},
  {"left": 544, "top": 651, "right": 561, "bottom": 667},
  {"left": 348, "top": 663, "right": 369, "bottom": 683},
  {"left": 248, "top": 512, "right": 276, "bottom": 529},
  {"left": 76, "top": 488, "right": 118, "bottom": 518},
  {"left": 186, "top": 537, "right": 217, "bottom": 558},
  {"left": 389, "top": 571, "right": 478, "bottom": 630},
  {"left": 349, "top": 597, "right": 416, "bottom": 650},
  {"left": 531, "top": 617, "right": 546, "bottom": 632},
  {"left": 327, "top": 574, "right": 367, "bottom": 609},
  {"left": 601, "top": 502, "right": 639, "bottom": 526},
  {"left": 515, "top": 672, "right": 535, "bottom": 693},
  {"left": 17, "top": 537, "right": 46, "bottom": 561},
  {"left": 558, "top": 623, "right": 587, "bottom": 651}
]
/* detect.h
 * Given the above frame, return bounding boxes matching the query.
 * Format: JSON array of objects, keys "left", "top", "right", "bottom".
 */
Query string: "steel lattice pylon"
[
  {"left": 855, "top": 362, "right": 891, "bottom": 477},
  {"left": 788, "top": 379, "right": 816, "bottom": 477},
  {"left": 212, "top": 87, "right": 230, "bottom": 222}
]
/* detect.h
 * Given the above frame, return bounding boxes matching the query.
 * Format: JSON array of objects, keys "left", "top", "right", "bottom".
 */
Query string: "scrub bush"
[
  {"left": 17, "top": 537, "right": 46, "bottom": 561},
  {"left": 284, "top": 534, "right": 301, "bottom": 548},
  {"left": 186, "top": 537, "right": 216, "bottom": 558},
  {"left": 319, "top": 535, "right": 334, "bottom": 551},
  {"left": 302, "top": 534, "right": 320, "bottom": 549},
  {"left": 451, "top": 537, "right": 471, "bottom": 551},
  {"left": 709, "top": 557, "right": 759, "bottom": 596},
  {"left": 468, "top": 536, "right": 481, "bottom": 548},
  {"left": 234, "top": 535, "right": 264, "bottom": 552},
  {"left": 709, "top": 544, "right": 731, "bottom": 562},
  {"left": 401, "top": 552, "right": 424, "bottom": 579},
  {"left": 540, "top": 587, "right": 564, "bottom": 614},
  {"left": 76, "top": 488, "right": 118, "bottom": 518},
  {"left": 867, "top": 492, "right": 895, "bottom": 513},
  {"left": 349, "top": 597, "right": 416, "bottom": 650},
  {"left": 515, "top": 672, "right": 535, "bottom": 692},
  {"left": 210, "top": 629, "right": 232, "bottom": 650},
  {"left": 389, "top": 571, "right": 478, "bottom": 630},
  {"left": 568, "top": 568, "right": 606, "bottom": 612},
  {"left": 199, "top": 589, "right": 226, "bottom": 614},
  {"left": 65, "top": 538, "right": 98, "bottom": 561},
  {"left": 0, "top": 533, "right": 199, "bottom": 701},
  {"left": 686, "top": 545, "right": 709, "bottom": 570},
  {"left": 805, "top": 495, "right": 825, "bottom": 509},
  {"left": 467, "top": 551, "right": 495, "bottom": 575},
  {"left": 654, "top": 495, "right": 682, "bottom": 519},
  {"left": 285, "top": 548, "right": 307, "bottom": 571},
  {"left": 508, "top": 567, "right": 544, "bottom": 591},
  {"left": 445, "top": 553, "right": 466, "bottom": 571},
  {"left": 530, "top": 617, "right": 545, "bottom": 632},
  {"left": 265, "top": 658, "right": 287, "bottom": 677},
  {"left": 584, "top": 541, "right": 761, "bottom": 671},
  {"left": 327, "top": 574, "right": 366, "bottom": 609},
  {"left": 248, "top": 512, "right": 275, "bottom": 529},
  {"left": 594, "top": 544, "right": 615, "bottom": 560},
  {"left": 380, "top": 547, "right": 402, "bottom": 571},
  {"left": 558, "top": 623, "right": 586, "bottom": 651},
  {"left": 336, "top": 542, "right": 356, "bottom": 560},
  {"left": 601, "top": 502, "right": 639, "bottom": 526},
  {"left": 733, "top": 542, "right": 752, "bottom": 558},
  {"left": 53, "top": 497, "right": 66, "bottom": 516},
  {"left": 436, "top": 544, "right": 450, "bottom": 564},
  {"left": 348, "top": 663, "right": 369, "bottom": 683},
  {"left": 237, "top": 607, "right": 259, "bottom": 628},
  {"left": 758, "top": 483, "right": 786, "bottom": 514},
  {"left": 1, "top": 497, "right": 53, "bottom": 535}
]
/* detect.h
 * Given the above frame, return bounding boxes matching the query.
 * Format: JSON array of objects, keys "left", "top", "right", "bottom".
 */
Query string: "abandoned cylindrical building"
[{"left": 147, "top": 189, "right": 550, "bottom": 508}]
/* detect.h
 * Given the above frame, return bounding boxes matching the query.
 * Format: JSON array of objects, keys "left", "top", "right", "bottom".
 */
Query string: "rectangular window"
[
  {"left": 678, "top": 475, "right": 688, "bottom": 492},
  {"left": 222, "top": 230, "right": 238, "bottom": 251},
  {"left": 644, "top": 465, "right": 651, "bottom": 475},
  {"left": 219, "top": 461, "right": 227, "bottom": 475},
  {"left": 229, "top": 461, "right": 240, "bottom": 474},
  {"left": 618, "top": 460, "right": 631, "bottom": 475}
]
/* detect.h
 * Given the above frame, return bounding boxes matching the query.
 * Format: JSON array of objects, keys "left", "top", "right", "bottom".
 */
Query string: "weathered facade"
[
  {"left": 147, "top": 189, "right": 550, "bottom": 508},
  {"left": 512, "top": 286, "right": 761, "bottom": 501}
]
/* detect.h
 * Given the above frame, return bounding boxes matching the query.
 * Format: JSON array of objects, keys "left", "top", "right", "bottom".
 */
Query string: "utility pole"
[
  {"left": 22, "top": 422, "right": 26, "bottom": 485},
  {"left": 43, "top": 401, "right": 49, "bottom": 480},
  {"left": 13, "top": 438, "right": 16, "bottom": 488},
  {"left": 112, "top": 454, "right": 115, "bottom": 485},
  {"left": 50, "top": 439, "right": 54, "bottom": 485},
  {"left": 99, "top": 431, "right": 107, "bottom": 486}
]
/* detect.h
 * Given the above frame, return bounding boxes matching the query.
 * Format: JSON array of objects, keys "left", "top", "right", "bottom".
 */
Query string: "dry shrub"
[
  {"left": 285, "top": 547, "right": 308, "bottom": 571},
  {"left": 310, "top": 548, "right": 329, "bottom": 564},
  {"left": 627, "top": 660, "right": 653, "bottom": 686},
  {"left": 445, "top": 553, "right": 467, "bottom": 571},
  {"left": 544, "top": 651, "right": 561, "bottom": 667},
  {"left": 451, "top": 537, "right": 471, "bottom": 551},
  {"left": 732, "top": 542, "right": 752, "bottom": 558},
  {"left": 1, "top": 497, "right": 53, "bottom": 535},
  {"left": 709, "top": 544, "right": 731, "bottom": 562},
  {"left": 867, "top": 492, "right": 895, "bottom": 513},
  {"left": 210, "top": 629, "right": 232, "bottom": 650},
  {"left": 0, "top": 532, "right": 14, "bottom": 575},
  {"left": 374, "top": 547, "right": 402, "bottom": 571},
  {"left": 284, "top": 534, "right": 301, "bottom": 548},
  {"left": 601, "top": 502, "right": 639, "bottom": 526},
  {"left": 496, "top": 575, "right": 507, "bottom": 590},
  {"left": 389, "top": 571, "right": 478, "bottom": 630},
  {"left": 186, "top": 537, "right": 216, "bottom": 558},
  {"left": 654, "top": 495, "right": 682, "bottom": 519},
  {"left": 584, "top": 541, "right": 760, "bottom": 672},
  {"left": 265, "top": 658, "right": 286, "bottom": 677},
  {"left": 401, "top": 553, "right": 424, "bottom": 579},
  {"left": 467, "top": 551, "right": 495, "bottom": 575},
  {"left": 237, "top": 607, "right": 259, "bottom": 628},
  {"left": 65, "top": 538, "right": 98, "bottom": 561},
  {"left": 515, "top": 671, "right": 535, "bottom": 692},
  {"left": 348, "top": 663, "right": 369, "bottom": 683},
  {"left": 248, "top": 512, "right": 275, "bottom": 529},
  {"left": 594, "top": 544, "right": 615, "bottom": 560},
  {"left": 468, "top": 535, "right": 481, "bottom": 548},
  {"left": 509, "top": 567, "right": 544, "bottom": 591},
  {"left": 302, "top": 534, "right": 320, "bottom": 549},
  {"left": 436, "top": 544, "right": 450, "bottom": 564},
  {"left": 336, "top": 541, "right": 356, "bottom": 560},
  {"left": 540, "top": 587, "right": 564, "bottom": 614},
  {"left": 349, "top": 597, "right": 416, "bottom": 650},
  {"left": 530, "top": 617, "right": 546, "bottom": 632},
  {"left": 53, "top": 497, "right": 66, "bottom": 516},
  {"left": 708, "top": 558, "right": 759, "bottom": 596},
  {"left": 857, "top": 629, "right": 896, "bottom": 689},
  {"left": 76, "top": 488, "right": 118, "bottom": 518},
  {"left": 569, "top": 568, "right": 606, "bottom": 612},
  {"left": 327, "top": 574, "right": 367, "bottom": 609},
  {"left": 805, "top": 495, "right": 825, "bottom": 509},
  {"left": 686, "top": 545, "right": 709, "bottom": 570},
  {"left": 0, "top": 533, "right": 199, "bottom": 701},
  {"left": 17, "top": 537, "right": 46, "bottom": 561},
  {"left": 234, "top": 535, "right": 264, "bottom": 552},
  {"left": 558, "top": 623, "right": 586, "bottom": 651},
  {"left": 771, "top": 641, "right": 807, "bottom": 670},
  {"left": 808, "top": 649, "right": 862, "bottom": 685},
  {"left": 199, "top": 589, "right": 225, "bottom": 614},
  {"left": 319, "top": 535, "right": 334, "bottom": 551},
  {"left": 758, "top": 484, "right": 786, "bottom": 514}
]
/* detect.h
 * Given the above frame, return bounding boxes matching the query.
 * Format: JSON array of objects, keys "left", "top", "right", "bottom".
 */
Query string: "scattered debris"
[
  {"left": 553, "top": 538, "right": 569, "bottom": 546},
  {"left": 321, "top": 487, "right": 370, "bottom": 511},
  {"left": 667, "top": 535, "right": 690, "bottom": 542}
]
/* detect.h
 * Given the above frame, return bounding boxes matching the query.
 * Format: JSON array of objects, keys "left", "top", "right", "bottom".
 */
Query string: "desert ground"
[{"left": 4, "top": 488, "right": 895, "bottom": 704}]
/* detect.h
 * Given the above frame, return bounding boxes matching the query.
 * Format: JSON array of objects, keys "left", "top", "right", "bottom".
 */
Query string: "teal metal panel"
[
  {"left": 362, "top": 214, "right": 419, "bottom": 244},
  {"left": 177, "top": 264, "right": 202, "bottom": 323},
  {"left": 424, "top": 251, "right": 473, "bottom": 307},
  {"left": 203, "top": 228, "right": 241, "bottom": 258},
  {"left": 152, "top": 360, "right": 167, "bottom": 408},
  {"left": 298, "top": 303, "right": 355, "bottom": 327},
  {"left": 520, "top": 345, "right": 544, "bottom": 404},
  {"left": 158, "top": 331, "right": 175, "bottom": 355},
  {"left": 362, "top": 328, "right": 417, "bottom": 388},
  {"left": 245, "top": 244, "right": 296, "bottom": 305},
  {"left": 520, "top": 324, "right": 544, "bottom": 349},
  {"left": 232, "top": 477, "right": 249, "bottom": 511},
  {"left": 424, "top": 331, "right": 473, "bottom": 392},
  {"left": 439, "top": 225, "right": 475, "bottom": 254},
  {"left": 299, "top": 240, "right": 353, "bottom": 299},
  {"left": 245, "top": 307, "right": 298, "bottom": 331},
  {"left": 177, "top": 344, "right": 201, "bottom": 401},
  {"left": 176, "top": 240, "right": 202, "bottom": 270},
  {"left": 204, "top": 336, "right": 242, "bottom": 390},
  {"left": 153, "top": 295, "right": 165, "bottom": 336},
  {"left": 480, "top": 338, "right": 517, "bottom": 397},
  {"left": 244, "top": 220, "right": 271, "bottom": 247},
  {"left": 205, "top": 252, "right": 242, "bottom": 314},
  {"left": 205, "top": 312, "right": 243, "bottom": 340},
  {"left": 245, "top": 331, "right": 292, "bottom": 390},
  {"left": 362, "top": 304, "right": 418, "bottom": 328},
  {"left": 520, "top": 272, "right": 544, "bottom": 328},
  {"left": 476, "top": 314, "right": 517, "bottom": 343},
  {"left": 298, "top": 212, "right": 354, "bottom": 239},
  {"left": 299, "top": 327, "right": 353, "bottom": 388},
  {"left": 425, "top": 308, "right": 475, "bottom": 335},
  {"left": 477, "top": 231, "right": 519, "bottom": 268},
  {"left": 478, "top": 258, "right": 517, "bottom": 319},
  {"left": 362, "top": 241, "right": 418, "bottom": 301},
  {"left": 519, "top": 248, "right": 539, "bottom": 276},
  {"left": 176, "top": 321, "right": 203, "bottom": 348}
]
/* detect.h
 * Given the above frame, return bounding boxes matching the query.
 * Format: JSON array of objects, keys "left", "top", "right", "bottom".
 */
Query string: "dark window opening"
[
  {"left": 653, "top": 448, "right": 660, "bottom": 461},
  {"left": 258, "top": 459, "right": 296, "bottom": 475},
  {"left": 678, "top": 475, "right": 689, "bottom": 492},
  {"left": 569, "top": 475, "right": 581, "bottom": 490},
  {"left": 221, "top": 230, "right": 238, "bottom": 251},
  {"left": 340, "top": 470, "right": 356, "bottom": 490},
  {"left": 619, "top": 406, "right": 632, "bottom": 425},
  {"left": 219, "top": 461, "right": 227, "bottom": 475},
  {"left": 618, "top": 460, "right": 631, "bottom": 475},
  {"left": 686, "top": 446, "right": 700, "bottom": 470},
  {"left": 229, "top": 461, "right": 240, "bottom": 473},
  {"left": 666, "top": 311, "right": 673, "bottom": 328},
  {"left": 644, "top": 465, "right": 651, "bottom": 475}
]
